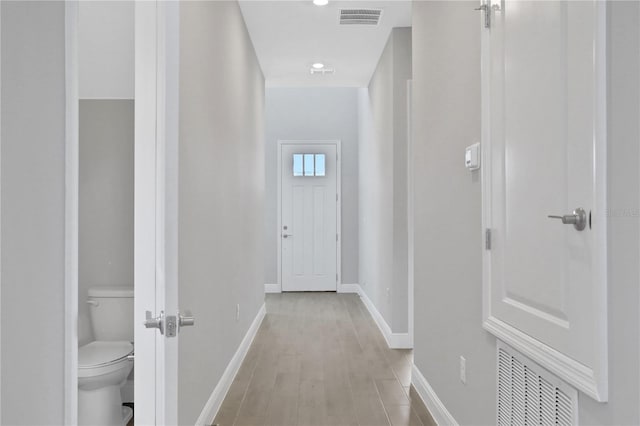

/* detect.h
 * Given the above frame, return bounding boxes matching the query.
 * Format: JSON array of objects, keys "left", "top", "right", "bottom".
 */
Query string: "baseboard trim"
[
  {"left": 264, "top": 283, "right": 281, "bottom": 293},
  {"left": 338, "top": 283, "right": 360, "bottom": 293},
  {"left": 195, "top": 303, "right": 266, "bottom": 426},
  {"left": 411, "top": 364, "right": 458, "bottom": 426},
  {"left": 356, "top": 285, "right": 412, "bottom": 349}
]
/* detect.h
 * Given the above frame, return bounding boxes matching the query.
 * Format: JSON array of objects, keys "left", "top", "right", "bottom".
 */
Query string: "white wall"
[
  {"left": 1, "top": 2, "right": 67, "bottom": 424},
  {"left": 79, "top": 0, "right": 133, "bottom": 99},
  {"left": 78, "top": 100, "right": 134, "bottom": 346},
  {"left": 358, "top": 27, "right": 411, "bottom": 334},
  {"left": 411, "top": 2, "right": 640, "bottom": 424},
  {"left": 265, "top": 88, "right": 359, "bottom": 285},
  {"left": 178, "top": 2, "right": 265, "bottom": 424}
]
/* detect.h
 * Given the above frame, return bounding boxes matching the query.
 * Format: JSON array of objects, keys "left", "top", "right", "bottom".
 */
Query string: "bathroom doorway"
[{"left": 65, "top": 1, "right": 138, "bottom": 424}]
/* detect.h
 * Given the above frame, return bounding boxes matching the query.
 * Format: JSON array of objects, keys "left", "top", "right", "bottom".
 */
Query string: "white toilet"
[{"left": 79, "top": 286, "right": 134, "bottom": 426}]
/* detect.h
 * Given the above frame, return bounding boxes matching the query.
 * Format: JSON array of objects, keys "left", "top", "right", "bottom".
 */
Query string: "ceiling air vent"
[{"left": 339, "top": 9, "right": 382, "bottom": 26}]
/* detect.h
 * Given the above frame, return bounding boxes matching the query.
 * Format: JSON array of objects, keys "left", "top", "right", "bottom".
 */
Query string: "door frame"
[
  {"left": 480, "top": 0, "right": 608, "bottom": 402},
  {"left": 64, "top": 1, "right": 180, "bottom": 423},
  {"left": 276, "top": 140, "right": 342, "bottom": 293},
  {"left": 64, "top": 2, "right": 79, "bottom": 424},
  {"left": 407, "top": 80, "right": 414, "bottom": 348}
]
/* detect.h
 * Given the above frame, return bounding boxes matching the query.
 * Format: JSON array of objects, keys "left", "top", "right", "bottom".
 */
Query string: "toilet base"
[
  {"left": 79, "top": 383, "right": 127, "bottom": 426},
  {"left": 123, "top": 406, "right": 133, "bottom": 424}
]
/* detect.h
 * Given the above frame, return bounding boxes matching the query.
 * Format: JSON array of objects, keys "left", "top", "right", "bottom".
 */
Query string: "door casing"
[
  {"left": 64, "top": 2, "right": 79, "bottom": 424},
  {"left": 277, "top": 140, "right": 342, "bottom": 293}
]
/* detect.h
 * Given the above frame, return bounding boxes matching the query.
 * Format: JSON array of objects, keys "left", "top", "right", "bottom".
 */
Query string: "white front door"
[
  {"left": 481, "top": 0, "right": 608, "bottom": 400},
  {"left": 280, "top": 142, "right": 339, "bottom": 292}
]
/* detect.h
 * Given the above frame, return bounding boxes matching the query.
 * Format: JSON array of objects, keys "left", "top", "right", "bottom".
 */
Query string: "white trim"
[
  {"left": 195, "top": 303, "right": 266, "bottom": 426},
  {"left": 337, "top": 283, "right": 360, "bottom": 294},
  {"left": 485, "top": 316, "right": 603, "bottom": 401},
  {"left": 0, "top": 2, "right": 3, "bottom": 419},
  {"left": 277, "top": 140, "right": 342, "bottom": 292},
  {"left": 591, "top": 0, "right": 609, "bottom": 402},
  {"left": 266, "top": 282, "right": 360, "bottom": 294},
  {"left": 77, "top": 97, "right": 134, "bottom": 101},
  {"left": 356, "top": 285, "right": 412, "bottom": 349},
  {"left": 64, "top": 2, "right": 79, "bottom": 425},
  {"left": 134, "top": 2, "right": 162, "bottom": 423},
  {"left": 411, "top": 364, "right": 458, "bottom": 426},
  {"left": 406, "top": 79, "right": 414, "bottom": 349},
  {"left": 480, "top": 0, "right": 608, "bottom": 401},
  {"left": 264, "top": 283, "right": 281, "bottom": 293}
]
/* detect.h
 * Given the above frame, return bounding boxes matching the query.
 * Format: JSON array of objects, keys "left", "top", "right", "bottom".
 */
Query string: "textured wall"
[
  {"left": 78, "top": 100, "right": 134, "bottom": 346},
  {"left": 178, "top": 2, "right": 266, "bottom": 423},
  {"left": 359, "top": 27, "right": 412, "bottom": 333},
  {"left": 1, "top": 2, "right": 67, "bottom": 424}
]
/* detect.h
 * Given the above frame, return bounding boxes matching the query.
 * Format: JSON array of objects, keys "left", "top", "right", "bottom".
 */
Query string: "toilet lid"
[{"left": 79, "top": 341, "right": 133, "bottom": 368}]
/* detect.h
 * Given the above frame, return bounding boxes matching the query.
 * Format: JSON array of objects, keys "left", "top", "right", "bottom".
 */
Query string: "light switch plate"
[{"left": 465, "top": 143, "right": 481, "bottom": 171}]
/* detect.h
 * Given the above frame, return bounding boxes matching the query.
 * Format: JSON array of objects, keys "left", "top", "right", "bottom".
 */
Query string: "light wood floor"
[{"left": 213, "top": 292, "right": 436, "bottom": 426}]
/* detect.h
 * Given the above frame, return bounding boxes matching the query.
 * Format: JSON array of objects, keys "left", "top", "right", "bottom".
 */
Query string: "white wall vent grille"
[
  {"left": 497, "top": 342, "right": 578, "bottom": 426},
  {"left": 338, "top": 9, "right": 382, "bottom": 26}
]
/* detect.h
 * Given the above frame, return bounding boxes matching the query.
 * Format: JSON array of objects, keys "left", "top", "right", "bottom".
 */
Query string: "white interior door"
[
  {"left": 134, "top": 2, "right": 180, "bottom": 424},
  {"left": 481, "top": 0, "right": 608, "bottom": 401},
  {"left": 280, "top": 142, "right": 338, "bottom": 292}
]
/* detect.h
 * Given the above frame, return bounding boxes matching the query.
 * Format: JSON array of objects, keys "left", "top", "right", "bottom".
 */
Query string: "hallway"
[{"left": 213, "top": 293, "right": 435, "bottom": 426}]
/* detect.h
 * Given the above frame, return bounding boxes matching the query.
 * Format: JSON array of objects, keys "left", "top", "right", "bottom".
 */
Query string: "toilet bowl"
[
  {"left": 79, "top": 286, "right": 134, "bottom": 425},
  {"left": 78, "top": 341, "right": 134, "bottom": 425}
]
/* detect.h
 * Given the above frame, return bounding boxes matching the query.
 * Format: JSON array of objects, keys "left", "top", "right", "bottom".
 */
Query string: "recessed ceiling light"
[
  {"left": 312, "top": 63, "right": 325, "bottom": 69},
  {"left": 313, "top": 0, "right": 328, "bottom": 6}
]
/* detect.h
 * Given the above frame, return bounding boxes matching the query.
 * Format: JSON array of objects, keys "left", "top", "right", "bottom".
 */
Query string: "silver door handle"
[
  {"left": 548, "top": 207, "right": 587, "bottom": 231},
  {"left": 179, "top": 311, "right": 195, "bottom": 328},
  {"left": 144, "top": 310, "right": 165, "bottom": 335},
  {"left": 282, "top": 234, "right": 293, "bottom": 238}
]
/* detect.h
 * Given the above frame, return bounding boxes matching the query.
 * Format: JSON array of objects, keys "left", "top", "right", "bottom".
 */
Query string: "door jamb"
[
  {"left": 276, "top": 140, "right": 342, "bottom": 293},
  {"left": 64, "top": 2, "right": 79, "bottom": 424},
  {"left": 407, "top": 80, "right": 414, "bottom": 348}
]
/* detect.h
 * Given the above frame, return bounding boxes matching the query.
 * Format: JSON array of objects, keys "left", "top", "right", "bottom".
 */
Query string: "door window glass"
[{"left": 293, "top": 154, "right": 303, "bottom": 176}]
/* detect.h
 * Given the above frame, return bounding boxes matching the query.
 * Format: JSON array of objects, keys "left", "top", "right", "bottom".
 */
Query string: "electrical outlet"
[
  {"left": 386, "top": 288, "right": 391, "bottom": 298},
  {"left": 236, "top": 304, "right": 240, "bottom": 321},
  {"left": 460, "top": 356, "right": 466, "bottom": 384}
]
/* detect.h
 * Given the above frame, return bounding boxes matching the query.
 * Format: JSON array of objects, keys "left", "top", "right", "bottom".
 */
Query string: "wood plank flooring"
[{"left": 213, "top": 293, "right": 436, "bottom": 426}]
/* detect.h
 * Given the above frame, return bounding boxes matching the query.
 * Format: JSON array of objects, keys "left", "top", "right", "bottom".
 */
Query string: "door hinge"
[
  {"left": 336, "top": 193, "right": 338, "bottom": 201},
  {"left": 475, "top": 1, "right": 500, "bottom": 29},
  {"left": 485, "top": 228, "right": 492, "bottom": 250},
  {"left": 336, "top": 273, "right": 339, "bottom": 282}
]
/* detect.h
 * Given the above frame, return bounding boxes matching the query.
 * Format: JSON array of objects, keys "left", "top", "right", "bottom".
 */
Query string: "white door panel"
[
  {"left": 135, "top": 2, "right": 180, "bottom": 423},
  {"left": 482, "top": 0, "right": 607, "bottom": 401},
  {"left": 281, "top": 143, "right": 338, "bottom": 292}
]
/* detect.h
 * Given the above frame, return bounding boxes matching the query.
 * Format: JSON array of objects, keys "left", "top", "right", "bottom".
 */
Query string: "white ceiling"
[{"left": 238, "top": 0, "right": 412, "bottom": 87}]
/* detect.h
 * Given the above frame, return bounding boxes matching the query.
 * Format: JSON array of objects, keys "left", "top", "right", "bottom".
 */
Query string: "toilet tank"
[{"left": 88, "top": 286, "right": 134, "bottom": 342}]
